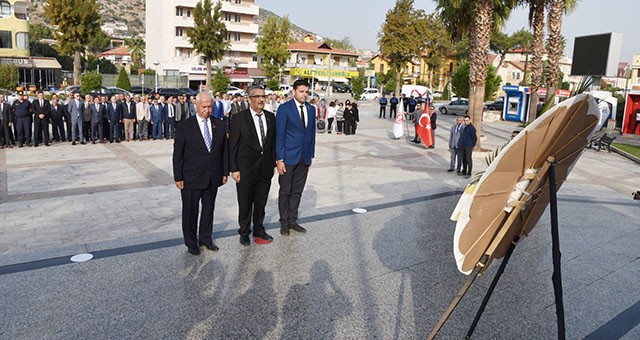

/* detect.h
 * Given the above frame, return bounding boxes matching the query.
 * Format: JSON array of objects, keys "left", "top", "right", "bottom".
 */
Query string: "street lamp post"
[
  {"left": 153, "top": 61, "right": 160, "bottom": 92},
  {"left": 624, "top": 64, "right": 632, "bottom": 100},
  {"left": 325, "top": 52, "right": 332, "bottom": 100},
  {"left": 311, "top": 66, "right": 316, "bottom": 97}
]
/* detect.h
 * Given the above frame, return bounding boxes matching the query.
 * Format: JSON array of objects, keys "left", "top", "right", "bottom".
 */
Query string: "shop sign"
[{"left": 290, "top": 68, "right": 358, "bottom": 78}]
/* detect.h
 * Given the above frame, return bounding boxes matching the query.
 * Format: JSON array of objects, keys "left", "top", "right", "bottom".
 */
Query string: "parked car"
[
  {"left": 484, "top": 100, "right": 505, "bottom": 111},
  {"left": 157, "top": 87, "right": 188, "bottom": 99},
  {"left": 227, "top": 86, "right": 245, "bottom": 96},
  {"left": 439, "top": 98, "right": 469, "bottom": 115},
  {"left": 106, "top": 86, "right": 133, "bottom": 97},
  {"left": 55, "top": 85, "right": 81, "bottom": 96},
  {"left": 360, "top": 88, "right": 380, "bottom": 101},
  {"left": 179, "top": 87, "right": 198, "bottom": 98},
  {"left": 331, "top": 83, "right": 351, "bottom": 93},
  {"left": 278, "top": 84, "right": 292, "bottom": 94},
  {"left": 131, "top": 86, "right": 154, "bottom": 95}
]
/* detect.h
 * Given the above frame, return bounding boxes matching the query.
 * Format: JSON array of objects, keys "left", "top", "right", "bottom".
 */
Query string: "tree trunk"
[
  {"left": 467, "top": 0, "right": 494, "bottom": 151},
  {"left": 73, "top": 49, "right": 81, "bottom": 85},
  {"left": 395, "top": 68, "right": 401, "bottom": 96},
  {"left": 546, "top": 0, "right": 565, "bottom": 98},
  {"left": 527, "top": 0, "right": 545, "bottom": 123},
  {"left": 205, "top": 60, "right": 212, "bottom": 91}
]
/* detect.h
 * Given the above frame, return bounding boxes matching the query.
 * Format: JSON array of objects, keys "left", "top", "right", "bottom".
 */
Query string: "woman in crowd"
[
  {"left": 317, "top": 98, "right": 327, "bottom": 122},
  {"left": 335, "top": 102, "right": 345, "bottom": 135},
  {"left": 343, "top": 101, "right": 354, "bottom": 136},
  {"left": 326, "top": 101, "right": 336, "bottom": 134},
  {"left": 351, "top": 102, "right": 360, "bottom": 135}
]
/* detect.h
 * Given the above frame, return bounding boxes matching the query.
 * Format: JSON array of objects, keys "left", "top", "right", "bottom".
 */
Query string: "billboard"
[{"left": 570, "top": 33, "right": 622, "bottom": 77}]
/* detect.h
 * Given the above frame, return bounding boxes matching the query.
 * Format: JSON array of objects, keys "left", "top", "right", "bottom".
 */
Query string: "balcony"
[
  {"left": 229, "top": 41, "right": 257, "bottom": 53},
  {"left": 225, "top": 21, "right": 258, "bottom": 35},
  {"left": 221, "top": 2, "right": 259, "bottom": 16},
  {"left": 174, "top": 36, "right": 193, "bottom": 48}
]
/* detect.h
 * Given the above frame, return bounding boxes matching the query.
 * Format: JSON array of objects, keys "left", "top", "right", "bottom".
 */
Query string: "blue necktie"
[{"left": 203, "top": 119, "right": 212, "bottom": 152}]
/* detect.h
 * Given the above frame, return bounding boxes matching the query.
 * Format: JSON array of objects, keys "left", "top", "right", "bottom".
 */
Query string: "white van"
[
  {"left": 360, "top": 88, "right": 380, "bottom": 101},
  {"left": 401, "top": 85, "right": 431, "bottom": 100}
]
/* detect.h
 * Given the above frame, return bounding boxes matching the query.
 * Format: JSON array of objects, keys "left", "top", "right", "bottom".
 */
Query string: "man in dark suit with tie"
[
  {"left": 106, "top": 96, "right": 122, "bottom": 143},
  {"left": 32, "top": 91, "right": 51, "bottom": 147},
  {"left": 50, "top": 96, "right": 66, "bottom": 142},
  {"left": 275, "top": 79, "right": 316, "bottom": 236},
  {"left": 89, "top": 96, "right": 105, "bottom": 144},
  {"left": 0, "top": 94, "right": 12, "bottom": 148},
  {"left": 173, "top": 92, "right": 229, "bottom": 255},
  {"left": 229, "top": 86, "right": 276, "bottom": 246}
]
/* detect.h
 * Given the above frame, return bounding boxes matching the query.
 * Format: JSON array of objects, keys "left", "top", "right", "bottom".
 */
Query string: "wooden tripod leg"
[
  {"left": 427, "top": 262, "right": 484, "bottom": 340},
  {"left": 548, "top": 162, "right": 566, "bottom": 340},
  {"left": 465, "top": 237, "right": 519, "bottom": 339}
]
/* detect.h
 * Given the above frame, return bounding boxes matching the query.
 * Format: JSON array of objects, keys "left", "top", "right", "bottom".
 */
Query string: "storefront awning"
[
  {"left": 229, "top": 74, "right": 253, "bottom": 83},
  {"left": 31, "top": 57, "right": 62, "bottom": 69}
]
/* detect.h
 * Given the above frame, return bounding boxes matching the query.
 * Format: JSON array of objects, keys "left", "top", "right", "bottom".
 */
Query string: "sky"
[{"left": 257, "top": 0, "right": 639, "bottom": 63}]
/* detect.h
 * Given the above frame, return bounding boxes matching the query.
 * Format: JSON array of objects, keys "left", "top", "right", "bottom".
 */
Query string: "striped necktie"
[{"left": 203, "top": 118, "right": 212, "bottom": 152}]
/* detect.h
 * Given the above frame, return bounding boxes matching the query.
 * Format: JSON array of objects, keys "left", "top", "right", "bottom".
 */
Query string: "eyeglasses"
[{"left": 249, "top": 95, "right": 266, "bottom": 99}]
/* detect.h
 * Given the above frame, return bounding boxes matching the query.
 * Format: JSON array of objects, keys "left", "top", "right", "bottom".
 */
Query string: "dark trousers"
[
  {"left": 327, "top": 117, "right": 334, "bottom": 132},
  {"left": 344, "top": 119, "right": 353, "bottom": 135},
  {"left": 83, "top": 121, "right": 91, "bottom": 141},
  {"left": 337, "top": 120, "right": 344, "bottom": 133},
  {"left": 0, "top": 121, "right": 9, "bottom": 145},
  {"left": 278, "top": 163, "right": 309, "bottom": 227},
  {"left": 166, "top": 117, "right": 176, "bottom": 138},
  {"left": 181, "top": 185, "right": 218, "bottom": 249},
  {"left": 51, "top": 119, "right": 65, "bottom": 141},
  {"left": 91, "top": 120, "right": 103, "bottom": 141},
  {"left": 461, "top": 147, "right": 473, "bottom": 175},
  {"left": 109, "top": 121, "right": 120, "bottom": 141},
  {"left": 15, "top": 117, "right": 31, "bottom": 145},
  {"left": 379, "top": 106, "right": 386, "bottom": 118},
  {"left": 102, "top": 118, "right": 110, "bottom": 140},
  {"left": 33, "top": 118, "right": 49, "bottom": 145},
  {"left": 236, "top": 177, "right": 271, "bottom": 237},
  {"left": 152, "top": 119, "right": 163, "bottom": 139},
  {"left": 390, "top": 105, "right": 397, "bottom": 118},
  {"left": 64, "top": 118, "right": 72, "bottom": 141}
]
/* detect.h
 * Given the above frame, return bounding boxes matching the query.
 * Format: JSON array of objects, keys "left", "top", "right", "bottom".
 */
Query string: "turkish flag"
[{"left": 416, "top": 104, "right": 434, "bottom": 148}]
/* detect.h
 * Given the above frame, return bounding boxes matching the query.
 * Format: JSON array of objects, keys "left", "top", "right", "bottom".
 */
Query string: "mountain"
[{"left": 257, "top": 8, "right": 321, "bottom": 42}]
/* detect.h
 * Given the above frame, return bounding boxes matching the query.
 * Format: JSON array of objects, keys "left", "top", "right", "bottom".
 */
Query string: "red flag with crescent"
[{"left": 416, "top": 103, "right": 434, "bottom": 148}]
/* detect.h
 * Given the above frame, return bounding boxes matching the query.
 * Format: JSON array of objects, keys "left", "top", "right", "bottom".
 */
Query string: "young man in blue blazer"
[{"left": 275, "top": 79, "right": 316, "bottom": 236}]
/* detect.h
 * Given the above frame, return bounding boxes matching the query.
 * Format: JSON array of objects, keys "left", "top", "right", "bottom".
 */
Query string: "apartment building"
[{"left": 145, "top": 0, "right": 259, "bottom": 89}]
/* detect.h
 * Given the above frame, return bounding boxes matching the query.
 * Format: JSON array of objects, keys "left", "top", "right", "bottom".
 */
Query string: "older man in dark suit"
[
  {"left": 89, "top": 96, "right": 105, "bottom": 144},
  {"left": 230, "top": 85, "right": 276, "bottom": 246},
  {"left": 173, "top": 92, "right": 229, "bottom": 255},
  {"left": 32, "top": 91, "right": 51, "bottom": 147},
  {"left": 0, "top": 94, "right": 12, "bottom": 148},
  {"left": 50, "top": 96, "right": 66, "bottom": 142}
]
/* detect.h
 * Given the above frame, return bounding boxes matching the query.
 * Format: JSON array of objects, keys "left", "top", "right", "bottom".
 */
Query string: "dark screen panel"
[{"left": 571, "top": 33, "right": 611, "bottom": 76}]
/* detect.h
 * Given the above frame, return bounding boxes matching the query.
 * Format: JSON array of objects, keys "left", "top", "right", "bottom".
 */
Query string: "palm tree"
[
  {"left": 437, "top": 0, "right": 517, "bottom": 150},
  {"left": 525, "top": 0, "right": 547, "bottom": 123},
  {"left": 125, "top": 37, "right": 145, "bottom": 71},
  {"left": 546, "top": 0, "right": 577, "bottom": 97}
]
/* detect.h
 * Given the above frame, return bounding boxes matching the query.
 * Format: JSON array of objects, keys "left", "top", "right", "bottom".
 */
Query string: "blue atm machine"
[{"left": 502, "top": 85, "right": 531, "bottom": 123}]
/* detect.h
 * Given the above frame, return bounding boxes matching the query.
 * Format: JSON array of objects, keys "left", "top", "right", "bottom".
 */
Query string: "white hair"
[{"left": 196, "top": 91, "right": 213, "bottom": 104}]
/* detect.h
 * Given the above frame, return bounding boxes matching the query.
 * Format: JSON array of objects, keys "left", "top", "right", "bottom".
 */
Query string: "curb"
[{"left": 611, "top": 145, "right": 640, "bottom": 165}]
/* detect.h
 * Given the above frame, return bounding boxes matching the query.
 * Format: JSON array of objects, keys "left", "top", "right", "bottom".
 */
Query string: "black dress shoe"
[
  {"left": 239, "top": 235, "right": 250, "bottom": 246},
  {"left": 45, "top": 143, "right": 50, "bottom": 146},
  {"left": 34, "top": 144, "right": 38, "bottom": 147},
  {"left": 447, "top": 168, "right": 454, "bottom": 172},
  {"left": 280, "top": 226, "right": 290, "bottom": 236},
  {"left": 92, "top": 140, "right": 96, "bottom": 144},
  {"left": 187, "top": 247, "right": 200, "bottom": 255},
  {"left": 72, "top": 142, "right": 76, "bottom": 145},
  {"left": 290, "top": 223, "right": 307, "bottom": 233},
  {"left": 254, "top": 231, "right": 273, "bottom": 241},
  {"left": 198, "top": 241, "right": 219, "bottom": 251},
  {"left": 80, "top": 141, "right": 86, "bottom": 145}
]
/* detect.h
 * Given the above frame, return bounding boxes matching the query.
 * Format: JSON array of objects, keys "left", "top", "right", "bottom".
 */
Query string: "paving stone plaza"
[{"left": 1, "top": 102, "right": 639, "bottom": 339}]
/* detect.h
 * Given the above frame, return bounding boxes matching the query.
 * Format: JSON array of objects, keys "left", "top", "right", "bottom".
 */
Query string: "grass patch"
[{"left": 613, "top": 143, "right": 640, "bottom": 158}]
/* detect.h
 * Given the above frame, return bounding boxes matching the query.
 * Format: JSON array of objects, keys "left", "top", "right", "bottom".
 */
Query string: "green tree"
[
  {"left": 257, "top": 16, "right": 291, "bottom": 86},
  {"left": 125, "top": 37, "right": 145, "bottom": 70},
  {"left": 421, "top": 13, "right": 453, "bottom": 89},
  {"left": 211, "top": 69, "right": 230, "bottom": 94},
  {"left": 265, "top": 78, "right": 279, "bottom": 91},
  {"left": 351, "top": 74, "right": 366, "bottom": 99},
  {"left": 87, "top": 29, "right": 111, "bottom": 54},
  {"left": 0, "top": 64, "right": 19, "bottom": 90},
  {"left": 490, "top": 29, "right": 532, "bottom": 70},
  {"left": 29, "top": 23, "right": 53, "bottom": 44},
  {"left": 116, "top": 67, "right": 132, "bottom": 91},
  {"left": 451, "top": 62, "right": 502, "bottom": 101},
  {"left": 324, "top": 37, "right": 355, "bottom": 52},
  {"left": 87, "top": 58, "right": 117, "bottom": 74},
  {"left": 378, "top": 0, "right": 425, "bottom": 95},
  {"left": 80, "top": 70, "right": 102, "bottom": 94},
  {"left": 188, "top": 0, "right": 229, "bottom": 91},
  {"left": 45, "top": 0, "right": 102, "bottom": 85}
]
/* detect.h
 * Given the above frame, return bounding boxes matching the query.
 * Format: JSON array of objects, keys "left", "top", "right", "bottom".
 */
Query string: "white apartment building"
[{"left": 145, "top": 0, "right": 259, "bottom": 89}]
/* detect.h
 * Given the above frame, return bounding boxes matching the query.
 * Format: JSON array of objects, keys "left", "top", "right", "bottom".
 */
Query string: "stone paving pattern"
[{"left": 0, "top": 102, "right": 639, "bottom": 339}]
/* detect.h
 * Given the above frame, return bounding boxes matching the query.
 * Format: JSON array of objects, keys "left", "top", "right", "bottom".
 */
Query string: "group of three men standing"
[{"left": 172, "top": 80, "right": 316, "bottom": 255}]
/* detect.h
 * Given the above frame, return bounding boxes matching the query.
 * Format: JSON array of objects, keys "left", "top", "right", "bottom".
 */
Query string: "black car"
[
  {"left": 157, "top": 88, "right": 188, "bottom": 99},
  {"left": 485, "top": 100, "right": 505, "bottom": 111},
  {"left": 179, "top": 88, "right": 199, "bottom": 98},
  {"left": 131, "top": 86, "right": 154, "bottom": 95}
]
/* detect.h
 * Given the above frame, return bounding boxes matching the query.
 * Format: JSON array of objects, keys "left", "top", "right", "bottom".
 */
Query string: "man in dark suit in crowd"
[
  {"left": 230, "top": 85, "right": 276, "bottom": 246},
  {"left": 68, "top": 92, "right": 85, "bottom": 145},
  {"left": 32, "top": 91, "right": 51, "bottom": 147},
  {"left": 173, "top": 91, "right": 229, "bottom": 255},
  {"left": 89, "top": 96, "right": 105, "bottom": 144},
  {"left": 457, "top": 115, "right": 477, "bottom": 179},
  {"left": 0, "top": 94, "right": 12, "bottom": 148},
  {"left": 175, "top": 95, "right": 190, "bottom": 125},
  {"left": 12, "top": 93, "right": 32, "bottom": 147},
  {"left": 159, "top": 96, "right": 168, "bottom": 139},
  {"left": 150, "top": 98, "right": 163, "bottom": 140},
  {"left": 106, "top": 96, "right": 122, "bottom": 143},
  {"left": 275, "top": 79, "right": 316, "bottom": 236},
  {"left": 63, "top": 95, "right": 73, "bottom": 142},
  {"left": 50, "top": 96, "right": 66, "bottom": 142},
  {"left": 165, "top": 96, "right": 176, "bottom": 139},
  {"left": 120, "top": 94, "right": 136, "bottom": 141}
]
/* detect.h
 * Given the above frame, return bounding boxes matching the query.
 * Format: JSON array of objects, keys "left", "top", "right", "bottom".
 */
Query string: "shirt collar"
[
  {"left": 293, "top": 99, "right": 305, "bottom": 108},
  {"left": 250, "top": 107, "right": 263, "bottom": 116}
]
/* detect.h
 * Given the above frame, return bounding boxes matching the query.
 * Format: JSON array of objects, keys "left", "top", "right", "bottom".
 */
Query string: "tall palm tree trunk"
[
  {"left": 546, "top": 0, "right": 565, "bottom": 97},
  {"left": 468, "top": 0, "right": 494, "bottom": 150},
  {"left": 527, "top": 0, "right": 545, "bottom": 123}
]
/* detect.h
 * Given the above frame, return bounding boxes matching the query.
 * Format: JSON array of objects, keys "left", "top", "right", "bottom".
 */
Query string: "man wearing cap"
[{"left": 12, "top": 93, "right": 32, "bottom": 147}]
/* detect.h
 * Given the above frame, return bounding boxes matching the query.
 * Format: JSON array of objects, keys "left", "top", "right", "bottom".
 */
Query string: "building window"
[
  {"left": 15, "top": 32, "right": 28, "bottom": 50},
  {"left": 235, "top": 14, "right": 241, "bottom": 22},
  {"left": 226, "top": 32, "right": 231, "bottom": 41},
  {"left": 235, "top": 0, "right": 241, "bottom": 4},
  {"left": 186, "top": 10, "right": 191, "bottom": 17},
  {"left": 252, "top": 53, "right": 257, "bottom": 62},
  {"left": 224, "top": 12, "right": 232, "bottom": 21},
  {"left": 0, "top": 1, "right": 10, "bottom": 16},
  {"left": 186, "top": 49, "right": 191, "bottom": 58},
  {"left": 234, "top": 32, "right": 241, "bottom": 41},
  {"left": 176, "top": 7, "right": 183, "bottom": 16},
  {"left": 380, "top": 64, "right": 384, "bottom": 73},
  {"left": 0, "top": 31, "right": 11, "bottom": 48},
  {"left": 176, "top": 27, "right": 184, "bottom": 37}
]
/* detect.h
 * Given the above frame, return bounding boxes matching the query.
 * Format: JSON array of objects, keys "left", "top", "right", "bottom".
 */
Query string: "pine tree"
[
  {"left": 188, "top": 0, "right": 229, "bottom": 91},
  {"left": 44, "top": 0, "right": 102, "bottom": 85},
  {"left": 116, "top": 67, "right": 132, "bottom": 92}
]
